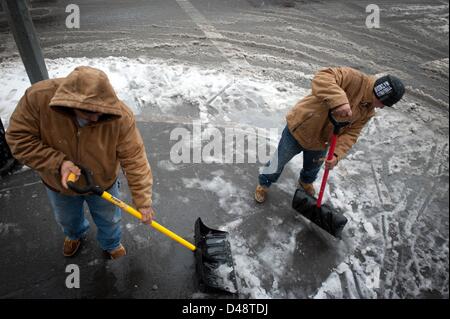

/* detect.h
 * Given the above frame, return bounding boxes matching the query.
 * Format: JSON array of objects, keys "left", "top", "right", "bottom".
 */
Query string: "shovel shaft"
[
  {"left": 100, "top": 191, "right": 197, "bottom": 251},
  {"left": 67, "top": 173, "right": 196, "bottom": 251},
  {"left": 316, "top": 111, "right": 350, "bottom": 208},
  {"left": 317, "top": 134, "right": 338, "bottom": 208}
]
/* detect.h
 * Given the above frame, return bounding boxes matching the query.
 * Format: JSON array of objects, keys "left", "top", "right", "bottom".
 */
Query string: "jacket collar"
[{"left": 361, "top": 75, "right": 376, "bottom": 108}]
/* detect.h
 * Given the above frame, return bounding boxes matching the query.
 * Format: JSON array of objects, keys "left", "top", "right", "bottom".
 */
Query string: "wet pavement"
[{"left": 0, "top": 120, "right": 344, "bottom": 298}]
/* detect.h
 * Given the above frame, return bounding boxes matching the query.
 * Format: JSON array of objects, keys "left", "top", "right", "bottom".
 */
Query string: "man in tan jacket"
[
  {"left": 255, "top": 67, "right": 405, "bottom": 203},
  {"left": 6, "top": 66, "right": 154, "bottom": 259}
]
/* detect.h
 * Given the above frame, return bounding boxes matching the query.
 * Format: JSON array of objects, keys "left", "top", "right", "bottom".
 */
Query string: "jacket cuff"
[
  {"left": 333, "top": 152, "right": 340, "bottom": 163},
  {"left": 329, "top": 96, "right": 349, "bottom": 109},
  {"left": 333, "top": 149, "right": 346, "bottom": 162},
  {"left": 54, "top": 154, "right": 69, "bottom": 176},
  {"left": 134, "top": 197, "right": 152, "bottom": 209}
]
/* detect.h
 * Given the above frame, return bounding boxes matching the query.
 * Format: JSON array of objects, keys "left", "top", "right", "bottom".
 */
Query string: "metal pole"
[
  {"left": 0, "top": 0, "right": 40, "bottom": 174},
  {"left": 0, "top": 118, "right": 18, "bottom": 176},
  {"left": 2, "top": 0, "right": 49, "bottom": 84}
]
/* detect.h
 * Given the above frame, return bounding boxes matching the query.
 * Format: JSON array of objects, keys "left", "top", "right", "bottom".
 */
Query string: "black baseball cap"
[{"left": 373, "top": 75, "right": 405, "bottom": 107}]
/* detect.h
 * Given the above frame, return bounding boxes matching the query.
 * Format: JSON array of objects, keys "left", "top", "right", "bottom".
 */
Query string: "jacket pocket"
[{"left": 292, "top": 113, "right": 314, "bottom": 133}]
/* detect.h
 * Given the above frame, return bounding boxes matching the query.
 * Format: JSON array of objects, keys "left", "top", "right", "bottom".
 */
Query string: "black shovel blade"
[
  {"left": 194, "top": 218, "right": 238, "bottom": 294},
  {"left": 292, "top": 188, "right": 348, "bottom": 239}
]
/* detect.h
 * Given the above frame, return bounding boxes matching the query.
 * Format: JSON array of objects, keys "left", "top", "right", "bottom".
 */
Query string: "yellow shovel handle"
[{"left": 67, "top": 173, "right": 196, "bottom": 251}]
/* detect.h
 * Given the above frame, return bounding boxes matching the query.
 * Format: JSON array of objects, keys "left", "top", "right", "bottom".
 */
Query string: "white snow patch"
[
  {"left": 259, "top": 227, "right": 299, "bottom": 277},
  {"left": 213, "top": 264, "right": 238, "bottom": 294},
  {"left": 0, "top": 223, "right": 21, "bottom": 236},
  {"left": 421, "top": 58, "right": 449, "bottom": 78},
  {"left": 363, "top": 222, "right": 377, "bottom": 237},
  {"left": 232, "top": 253, "right": 271, "bottom": 299},
  {"left": 157, "top": 160, "right": 180, "bottom": 172},
  {"left": 182, "top": 176, "right": 250, "bottom": 216},
  {"left": 88, "top": 259, "right": 101, "bottom": 266},
  {"left": 313, "top": 272, "right": 343, "bottom": 299},
  {"left": 183, "top": 176, "right": 235, "bottom": 200},
  {"left": 125, "top": 223, "right": 138, "bottom": 231},
  {"left": 0, "top": 57, "right": 302, "bottom": 128}
]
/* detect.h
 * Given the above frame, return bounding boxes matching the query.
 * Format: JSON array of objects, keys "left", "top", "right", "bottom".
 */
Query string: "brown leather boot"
[
  {"left": 254, "top": 184, "right": 268, "bottom": 203},
  {"left": 63, "top": 237, "right": 81, "bottom": 257},
  {"left": 299, "top": 181, "right": 316, "bottom": 197},
  {"left": 109, "top": 244, "right": 127, "bottom": 260}
]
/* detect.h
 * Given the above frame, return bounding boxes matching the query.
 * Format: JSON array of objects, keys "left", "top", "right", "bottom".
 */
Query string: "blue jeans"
[
  {"left": 46, "top": 181, "right": 122, "bottom": 252},
  {"left": 259, "top": 126, "right": 327, "bottom": 187}
]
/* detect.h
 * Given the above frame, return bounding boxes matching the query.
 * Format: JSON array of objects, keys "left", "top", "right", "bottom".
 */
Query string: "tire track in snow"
[
  {"left": 384, "top": 164, "right": 443, "bottom": 297},
  {"left": 424, "top": 141, "right": 439, "bottom": 175},
  {"left": 371, "top": 162, "right": 394, "bottom": 210},
  {"left": 251, "top": 7, "right": 445, "bottom": 60},
  {"left": 213, "top": 29, "right": 369, "bottom": 66},
  {"left": 403, "top": 186, "right": 436, "bottom": 294}
]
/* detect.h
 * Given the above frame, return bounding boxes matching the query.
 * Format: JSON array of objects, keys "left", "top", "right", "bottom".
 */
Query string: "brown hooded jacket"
[
  {"left": 286, "top": 67, "right": 376, "bottom": 160},
  {"left": 6, "top": 66, "right": 153, "bottom": 209}
]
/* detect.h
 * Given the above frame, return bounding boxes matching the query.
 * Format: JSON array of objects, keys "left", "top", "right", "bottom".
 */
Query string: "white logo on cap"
[{"left": 375, "top": 81, "right": 393, "bottom": 97}]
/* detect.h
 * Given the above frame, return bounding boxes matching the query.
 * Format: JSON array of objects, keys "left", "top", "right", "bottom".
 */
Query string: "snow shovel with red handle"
[
  {"left": 67, "top": 169, "right": 238, "bottom": 294},
  {"left": 292, "top": 110, "right": 350, "bottom": 239}
]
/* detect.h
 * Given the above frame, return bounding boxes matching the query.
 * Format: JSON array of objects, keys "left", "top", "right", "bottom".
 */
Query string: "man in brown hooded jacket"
[
  {"left": 6, "top": 66, "right": 154, "bottom": 259},
  {"left": 255, "top": 67, "right": 405, "bottom": 202}
]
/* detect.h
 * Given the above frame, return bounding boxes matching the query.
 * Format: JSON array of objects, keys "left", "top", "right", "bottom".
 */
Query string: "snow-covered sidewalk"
[{"left": 0, "top": 57, "right": 448, "bottom": 298}]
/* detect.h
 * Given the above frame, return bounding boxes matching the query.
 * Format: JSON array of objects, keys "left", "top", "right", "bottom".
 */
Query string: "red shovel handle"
[
  {"left": 316, "top": 111, "right": 350, "bottom": 208},
  {"left": 317, "top": 135, "right": 337, "bottom": 207}
]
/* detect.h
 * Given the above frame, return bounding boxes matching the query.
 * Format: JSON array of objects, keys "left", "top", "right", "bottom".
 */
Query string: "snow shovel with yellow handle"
[{"left": 67, "top": 168, "right": 238, "bottom": 294}]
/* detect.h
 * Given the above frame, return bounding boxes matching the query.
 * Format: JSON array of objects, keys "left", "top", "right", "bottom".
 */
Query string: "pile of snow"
[{"left": 0, "top": 56, "right": 302, "bottom": 128}]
